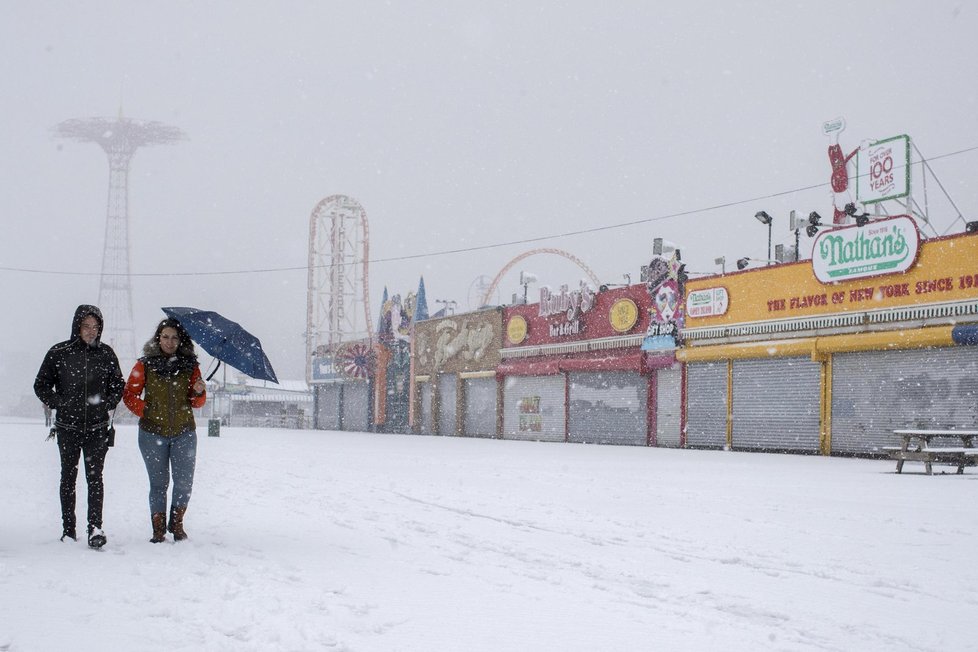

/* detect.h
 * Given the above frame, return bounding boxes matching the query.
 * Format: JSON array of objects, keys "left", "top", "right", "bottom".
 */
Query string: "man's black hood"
[{"left": 70, "top": 304, "right": 103, "bottom": 344}]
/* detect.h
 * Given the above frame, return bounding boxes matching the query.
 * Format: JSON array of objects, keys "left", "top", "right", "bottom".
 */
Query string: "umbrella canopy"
[{"left": 162, "top": 307, "right": 278, "bottom": 383}]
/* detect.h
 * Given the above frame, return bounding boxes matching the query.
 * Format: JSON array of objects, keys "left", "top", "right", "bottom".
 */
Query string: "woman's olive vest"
[{"left": 140, "top": 365, "right": 197, "bottom": 437}]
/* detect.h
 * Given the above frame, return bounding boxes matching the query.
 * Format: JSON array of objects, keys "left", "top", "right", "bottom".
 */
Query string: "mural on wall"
[
  {"left": 378, "top": 292, "right": 414, "bottom": 347},
  {"left": 374, "top": 289, "right": 417, "bottom": 432},
  {"left": 416, "top": 318, "right": 494, "bottom": 370},
  {"left": 415, "top": 310, "right": 502, "bottom": 375},
  {"left": 642, "top": 251, "right": 686, "bottom": 351},
  {"left": 336, "top": 342, "right": 373, "bottom": 380}
]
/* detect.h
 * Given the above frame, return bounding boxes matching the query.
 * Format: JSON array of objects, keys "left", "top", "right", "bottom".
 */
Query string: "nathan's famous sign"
[
  {"left": 812, "top": 215, "right": 919, "bottom": 284},
  {"left": 683, "top": 224, "right": 978, "bottom": 325}
]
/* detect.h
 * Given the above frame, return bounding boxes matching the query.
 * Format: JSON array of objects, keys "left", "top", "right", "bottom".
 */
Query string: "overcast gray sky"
[{"left": 2, "top": 1, "right": 976, "bottom": 407}]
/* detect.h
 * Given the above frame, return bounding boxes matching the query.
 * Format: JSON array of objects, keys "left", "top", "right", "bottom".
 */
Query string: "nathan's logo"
[
  {"left": 686, "top": 287, "right": 729, "bottom": 318},
  {"left": 812, "top": 215, "right": 919, "bottom": 284}
]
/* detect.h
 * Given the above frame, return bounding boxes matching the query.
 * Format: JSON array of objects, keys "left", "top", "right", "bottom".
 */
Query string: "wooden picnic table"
[{"left": 887, "top": 429, "right": 978, "bottom": 475}]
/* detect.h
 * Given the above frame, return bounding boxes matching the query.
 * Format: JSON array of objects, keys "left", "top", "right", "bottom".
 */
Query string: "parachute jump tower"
[{"left": 55, "top": 114, "right": 184, "bottom": 364}]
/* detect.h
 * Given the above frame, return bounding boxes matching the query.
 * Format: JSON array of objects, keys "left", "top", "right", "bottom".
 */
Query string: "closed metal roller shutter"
[
  {"left": 567, "top": 371, "right": 647, "bottom": 445},
  {"left": 502, "top": 375, "right": 566, "bottom": 442},
  {"left": 419, "top": 381, "right": 433, "bottom": 435},
  {"left": 832, "top": 347, "right": 978, "bottom": 454},
  {"left": 685, "top": 362, "right": 727, "bottom": 449},
  {"left": 315, "top": 383, "right": 341, "bottom": 430},
  {"left": 463, "top": 377, "right": 497, "bottom": 437},
  {"left": 438, "top": 373, "right": 458, "bottom": 435},
  {"left": 655, "top": 365, "right": 682, "bottom": 447},
  {"left": 732, "top": 357, "right": 820, "bottom": 452},
  {"left": 341, "top": 382, "right": 369, "bottom": 432}
]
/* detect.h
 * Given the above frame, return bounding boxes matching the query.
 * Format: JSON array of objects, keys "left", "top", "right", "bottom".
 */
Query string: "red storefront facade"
[{"left": 498, "top": 282, "right": 682, "bottom": 446}]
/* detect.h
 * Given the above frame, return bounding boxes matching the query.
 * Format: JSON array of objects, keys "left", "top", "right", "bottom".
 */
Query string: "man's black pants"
[{"left": 57, "top": 427, "right": 109, "bottom": 533}]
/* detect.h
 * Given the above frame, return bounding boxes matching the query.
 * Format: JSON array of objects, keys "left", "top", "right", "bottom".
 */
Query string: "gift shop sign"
[
  {"left": 686, "top": 287, "right": 729, "bottom": 318},
  {"left": 812, "top": 215, "right": 919, "bottom": 284}
]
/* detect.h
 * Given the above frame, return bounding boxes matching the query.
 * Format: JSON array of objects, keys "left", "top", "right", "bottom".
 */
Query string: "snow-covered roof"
[
  {"left": 241, "top": 378, "right": 309, "bottom": 393},
  {"left": 233, "top": 393, "right": 313, "bottom": 403},
  {"left": 206, "top": 378, "right": 311, "bottom": 394}
]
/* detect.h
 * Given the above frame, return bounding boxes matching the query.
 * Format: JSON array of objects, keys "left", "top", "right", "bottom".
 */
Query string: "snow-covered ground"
[{"left": 1, "top": 417, "right": 976, "bottom": 652}]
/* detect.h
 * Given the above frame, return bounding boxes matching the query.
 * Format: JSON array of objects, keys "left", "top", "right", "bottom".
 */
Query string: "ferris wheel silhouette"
[
  {"left": 480, "top": 248, "right": 602, "bottom": 307},
  {"left": 467, "top": 275, "right": 499, "bottom": 310}
]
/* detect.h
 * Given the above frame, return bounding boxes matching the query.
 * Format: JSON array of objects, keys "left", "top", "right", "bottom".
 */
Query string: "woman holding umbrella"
[{"left": 123, "top": 319, "right": 207, "bottom": 543}]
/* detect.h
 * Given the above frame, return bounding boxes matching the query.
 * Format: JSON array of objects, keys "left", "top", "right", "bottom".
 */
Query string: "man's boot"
[
  {"left": 87, "top": 525, "right": 107, "bottom": 549},
  {"left": 168, "top": 506, "right": 188, "bottom": 541},
  {"left": 150, "top": 512, "right": 167, "bottom": 543}
]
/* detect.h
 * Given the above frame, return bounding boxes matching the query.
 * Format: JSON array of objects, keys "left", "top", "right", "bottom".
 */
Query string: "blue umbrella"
[{"left": 162, "top": 307, "right": 278, "bottom": 383}]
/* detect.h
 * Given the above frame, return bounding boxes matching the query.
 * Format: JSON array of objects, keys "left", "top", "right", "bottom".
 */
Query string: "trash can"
[{"left": 208, "top": 418, "right": 221, "bottom": 437}]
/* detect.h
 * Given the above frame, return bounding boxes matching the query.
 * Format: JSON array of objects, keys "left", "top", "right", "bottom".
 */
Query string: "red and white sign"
[
  {"left": 539, "top": 282, "right": 595, "bottom": 320},
  {"left": 686, "top": 287, "right": 729, "bottom": 318}
]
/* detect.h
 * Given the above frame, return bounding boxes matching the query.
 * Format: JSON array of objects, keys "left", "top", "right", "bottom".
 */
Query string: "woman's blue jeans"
[{"left": 138, "top": 427, "right": 197, "bottom": 514}]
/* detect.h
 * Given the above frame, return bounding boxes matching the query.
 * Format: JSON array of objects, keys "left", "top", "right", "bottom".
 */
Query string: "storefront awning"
[
  {"left": 558, "top": 351, "right": 645, "bottom": 373},
  {"left": 496, "top": 349, "right": 650, "bottom": 377},
  {"left": 644, "top": 351, "right": 677, "bottom": 370},
  {"left": 496, "top": 359, "right": 561, "bottom": 378},
  {"left": 678, "top": 326, "right": 956, "bottom": 363}
]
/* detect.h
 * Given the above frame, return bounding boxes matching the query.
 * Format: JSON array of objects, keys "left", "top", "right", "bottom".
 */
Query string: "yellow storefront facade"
[{"left": 679, "top": 228, "right": 978, "bottom": 454}]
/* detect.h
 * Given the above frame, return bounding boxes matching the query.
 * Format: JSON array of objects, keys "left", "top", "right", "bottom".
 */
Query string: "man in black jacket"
[{"left": 34, "top": 305, "right": 125, "bottom": 548}]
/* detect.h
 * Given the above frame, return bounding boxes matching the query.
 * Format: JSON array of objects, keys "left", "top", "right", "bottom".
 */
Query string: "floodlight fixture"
[
  {"left": 653, "top": 238, "right": 678, "bottom": 256},
  {"left": 806, "top": 211, "right": 824, "bottom": 238},
  {"left": 519, "top": 271, "right": 537, "bottom": 303},
  {"left": 737, "top": 256, "right": 780, "bottom": 270},
  {"left": 844, "top": 202, "right": 872, "bottom": 227}
]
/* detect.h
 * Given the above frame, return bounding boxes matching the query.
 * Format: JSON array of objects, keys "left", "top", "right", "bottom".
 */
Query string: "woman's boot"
[
  {"left": 151, "top": 512, "right": 167, "bottom": 543},
  {"left": 168, "top": 506, "right": 188, "bottom": 541}
]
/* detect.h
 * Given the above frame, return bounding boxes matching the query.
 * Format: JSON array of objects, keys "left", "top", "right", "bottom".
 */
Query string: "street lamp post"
[
  {"left": 754, "top": 211, "right": 773, "bottom": 265},
  {"left": 788, "top": 210, "right": 806, "bottom": 261}
]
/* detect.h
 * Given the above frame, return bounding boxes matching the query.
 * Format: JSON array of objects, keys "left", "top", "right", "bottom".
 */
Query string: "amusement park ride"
[
  {"left": 304, "top": 203, "right": 607, "bottom": 384},
  {"left": 306, "top": 195, "right": 373, "bottom": 383},
  {"left": 56, "top": 113, "right": 184, "bottom": 365}
]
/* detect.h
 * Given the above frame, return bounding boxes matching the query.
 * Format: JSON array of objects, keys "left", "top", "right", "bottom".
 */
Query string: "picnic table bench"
[{"left": 886, "top": 429, "right": 978, "bottom": 475}]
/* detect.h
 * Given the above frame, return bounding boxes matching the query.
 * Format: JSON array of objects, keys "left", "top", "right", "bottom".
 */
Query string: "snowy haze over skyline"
[{"left": 2, "top": 2, "right": 977, "bottom": 406}]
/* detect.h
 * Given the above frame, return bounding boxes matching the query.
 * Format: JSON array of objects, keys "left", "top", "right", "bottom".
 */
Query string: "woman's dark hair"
[{"left": 153, "top": 318, "right": 196, "bottom": 358}]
